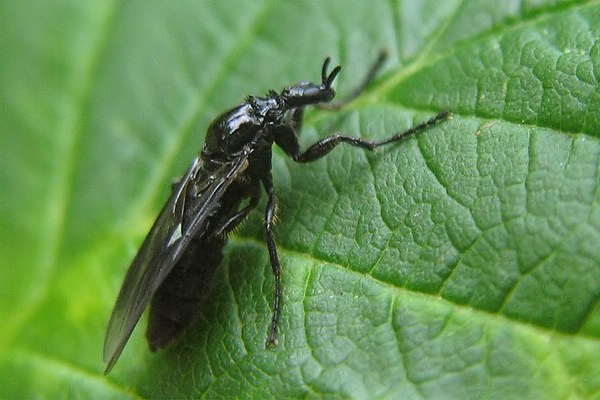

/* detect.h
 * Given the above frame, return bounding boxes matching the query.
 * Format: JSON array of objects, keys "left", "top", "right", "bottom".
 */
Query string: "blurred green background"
[{"left": 2, "top": 0, "right": 600, "bottom": 398}]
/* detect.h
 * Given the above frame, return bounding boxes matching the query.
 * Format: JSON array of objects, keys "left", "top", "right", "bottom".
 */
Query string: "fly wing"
[{"left": 103, "top": 155, "right": 249, "bottom": 373}]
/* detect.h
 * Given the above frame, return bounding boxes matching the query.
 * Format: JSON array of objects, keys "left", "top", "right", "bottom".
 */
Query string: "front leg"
[
  {"left": 274, "top": 111, "right": 451, "bottom": 163},
  {"left": 288, "top": 107, "right": 304, "bottom": 133}
]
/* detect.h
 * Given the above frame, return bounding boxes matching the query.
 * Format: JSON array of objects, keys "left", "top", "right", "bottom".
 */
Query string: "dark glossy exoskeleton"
[{"left": 103, "top": 53, "right": 450, "bottom": 373}]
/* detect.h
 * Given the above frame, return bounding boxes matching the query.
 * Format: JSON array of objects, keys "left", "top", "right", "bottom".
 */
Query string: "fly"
[{"left": 103, "top": 52, "right": 451, "bottom": 373}]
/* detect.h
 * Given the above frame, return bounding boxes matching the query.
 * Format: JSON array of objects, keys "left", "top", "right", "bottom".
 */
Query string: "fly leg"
[
  {"left": 210, "top": 194, "right": 260, "bottom": 237},
  {"left": 262, "top": 172, "right": 282, "bottom": 346},
  {"left": 290, "top": 111, "right": 451, "bottom": 163},
  {"left": 275, "top": 110, "right": 451, "bottom": 163}
]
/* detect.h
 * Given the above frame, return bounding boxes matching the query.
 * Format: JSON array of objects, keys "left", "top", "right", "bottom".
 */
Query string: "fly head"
[{"left": 280, "top": 57, "right": 341, "bottom": 108}]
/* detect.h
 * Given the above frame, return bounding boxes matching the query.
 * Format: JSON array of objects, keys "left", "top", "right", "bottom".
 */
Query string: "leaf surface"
[{"left": 1, "top": 0, "right": 599, "bottom": 398}]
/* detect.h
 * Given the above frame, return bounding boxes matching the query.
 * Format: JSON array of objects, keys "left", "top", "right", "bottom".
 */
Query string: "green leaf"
[{"left": 2, "top": 0, "right": 600, "bottom": 398}]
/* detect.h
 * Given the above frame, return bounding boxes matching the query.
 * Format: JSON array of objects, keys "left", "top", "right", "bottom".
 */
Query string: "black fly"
[{"left": 103, "top": 52, "right": 450, "bottom": 373}]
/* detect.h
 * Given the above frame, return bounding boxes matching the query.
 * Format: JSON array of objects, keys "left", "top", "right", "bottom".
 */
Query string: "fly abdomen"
[{"left": 146, "top": 236, "right": 225, "bottom": 351}]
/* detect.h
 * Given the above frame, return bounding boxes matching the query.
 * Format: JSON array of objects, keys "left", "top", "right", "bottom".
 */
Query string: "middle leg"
[{"left": 262, "top": 172, "right": 282, "bottom": 346}]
